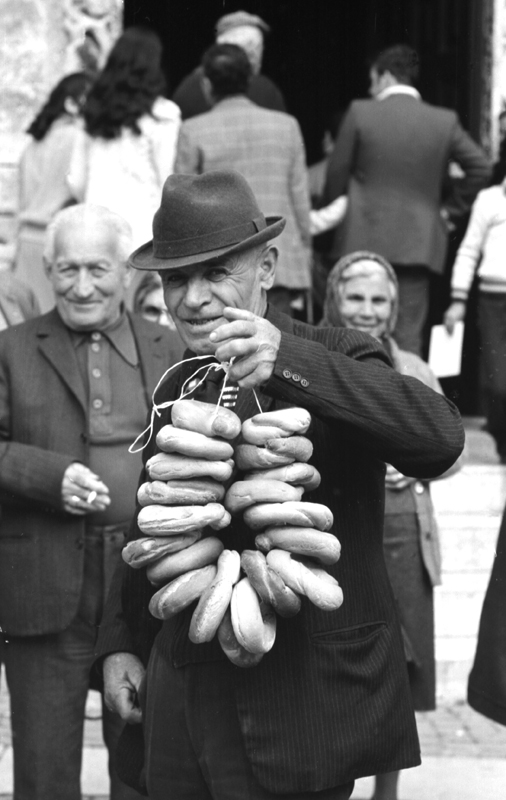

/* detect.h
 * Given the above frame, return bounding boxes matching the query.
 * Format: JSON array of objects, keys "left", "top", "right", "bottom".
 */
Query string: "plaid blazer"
[
  {"left": 174, "top": 97, "right": 312, "bottom": 290},
  {"left": 97, "top": 306, "right": 464, "bottom": 792}
]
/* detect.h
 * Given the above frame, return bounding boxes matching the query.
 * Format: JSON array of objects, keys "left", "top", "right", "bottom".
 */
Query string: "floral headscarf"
[{"left": 320, "top": 251, "right": 399, "bottom": 339}]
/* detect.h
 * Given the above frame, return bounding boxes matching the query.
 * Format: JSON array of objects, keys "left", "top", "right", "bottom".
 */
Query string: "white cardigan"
[{"left": 451, "top": 183, "right": 506, "bottom": 300}]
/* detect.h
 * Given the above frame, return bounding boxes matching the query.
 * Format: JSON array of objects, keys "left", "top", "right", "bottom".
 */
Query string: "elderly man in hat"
[
  {"left": 0, "top": 204, "right": 183, "bottom": 800},
  {"left": 172, "top": 10, "right": 286, "bottom": 119},
  {"left": 98, "top": 170, "right": 464, "bottom": 799}
]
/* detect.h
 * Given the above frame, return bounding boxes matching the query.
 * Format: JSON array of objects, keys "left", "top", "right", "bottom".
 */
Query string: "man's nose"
[
  {"left": 184, "top": 277, "right": 210, "bottom": 308},
  {"left": 74, "top": 268, "right": 94, "bottom": 297}
]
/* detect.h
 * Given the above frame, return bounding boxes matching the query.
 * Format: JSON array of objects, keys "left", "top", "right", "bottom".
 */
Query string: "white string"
[
  {"left": 129, "top": 355, "right": 228, "bottom": 454},
  {"left": 252, "top": 388, "right": 263, "bottom": 414}
]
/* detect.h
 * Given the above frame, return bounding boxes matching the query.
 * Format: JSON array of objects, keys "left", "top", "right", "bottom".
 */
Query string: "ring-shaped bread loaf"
[
  {"left": 266, "top": 549, "right": 343, "bottom": 611},
  {"left": 230, "top": 577, "right": 276, "bottom": 654},
  {"left": 240, "top": 549, "right": 301, "bottom": 618},
  {"left": 156, "top": 425, "right": 234, "bottom": 460},
  {"left": 264, "top": 436, "right": 313, "bottom": 463},
  {"left": 138, "top": 479, "right": 225, "bottom": 507},
  {"left": 224, "top": 479, "right": 303, "bottom": 515},
  {"left": 255, "top": 527, "right": 341, "bottom": 566},
  {"left": 171, "top": 399, "right": 241, "bottom": 440},
  {"left": 242, "top": 408, "right": 311, "bottom": 444},
  {"left": 149, "top": 564, "right": 217, "bottom": 620},
  {"left": 146, "top": 452, "right": 234, "bottom": 482},
  {"left": 245, "top": 462, "right": 321, "bottom": 491},
  {"left": 189, "top": 549, "right": 241, "bottom": 644},
  {"left": 235, "top": 444, "right": 295, "bottom": 471},
  {"left": 217, "top": 607, "right": 264, "bottom": 668},
  {"left": 138, "top": 503, "right": 230, "bottom": 536},
  {"left": 122, "top": 530, "right": 201, "bottom": 568},
  {"left": 243, "top": 501, "right": 333, "bottom": 532},
  {"left": 146, "top": 536, "right": 224, "bottom": 585}
]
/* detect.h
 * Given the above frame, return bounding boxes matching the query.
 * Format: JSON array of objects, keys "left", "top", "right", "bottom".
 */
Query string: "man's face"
[
  {"left": 160, "top": 246, "right": 275, "bottom": 355},
  {"left": 46, "top": 219, "right": 132, "bottom": 332}
]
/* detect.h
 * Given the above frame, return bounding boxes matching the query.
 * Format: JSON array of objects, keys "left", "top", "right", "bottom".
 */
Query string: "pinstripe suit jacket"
[
  {"left": 174, "top": 97, "right": 312, "bottom": 290},
  {"left": 97, "top": 306, "right": 464, "bottom": 792},
  {"left": 0, "top": 309, "right": 183, "bottom": 637}
]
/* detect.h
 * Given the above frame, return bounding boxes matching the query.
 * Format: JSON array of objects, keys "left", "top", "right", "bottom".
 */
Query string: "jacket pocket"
[{"left": 311, "top": 621, "right": 387, "bottom": 645}]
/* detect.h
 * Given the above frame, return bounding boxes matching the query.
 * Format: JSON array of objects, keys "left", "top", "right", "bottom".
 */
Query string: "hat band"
[{"left": 153, "top": 216, "right": 267, "bottom": 259}]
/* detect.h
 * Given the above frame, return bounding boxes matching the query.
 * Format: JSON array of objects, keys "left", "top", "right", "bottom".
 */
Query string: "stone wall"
[{"left": 0, "top": 0, "right": 122, "bottom": 266}]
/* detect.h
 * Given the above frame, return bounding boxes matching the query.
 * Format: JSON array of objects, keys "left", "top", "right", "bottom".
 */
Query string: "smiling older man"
[
  {"left": 97, "top": 171, "right": 464, "bottom": 800},
  {"left": 0, "top": 204, "right": 182, "bottom": 800}
]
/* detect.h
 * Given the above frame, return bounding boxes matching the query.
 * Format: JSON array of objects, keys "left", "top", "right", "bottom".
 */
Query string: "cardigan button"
[{"left": 414, "top": 482, "right": 424, "bottom": 494}]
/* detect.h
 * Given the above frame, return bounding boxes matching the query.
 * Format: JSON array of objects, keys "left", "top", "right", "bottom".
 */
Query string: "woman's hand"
[{"left": 443, "top": 301, "right": 466, "bottom": 334}]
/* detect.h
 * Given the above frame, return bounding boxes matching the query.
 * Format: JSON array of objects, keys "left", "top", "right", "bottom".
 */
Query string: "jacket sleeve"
[
  {"left": 444, "top": 119, "right": 492, "bottom": 220},
  {"left": 264, "top": 326, "right": 464, "bottom": 478},
  {"left": 0, "top": 350, "right": 74, "bottom": 508},
  {"left": 322, "top": 102, "right": 358, "bottom": 204},
  {"left": 173, "top": 124, "right": 202, "bottom": 175},
  {"left": 288, "top": 119, "right": 312, "bottom": 246}
]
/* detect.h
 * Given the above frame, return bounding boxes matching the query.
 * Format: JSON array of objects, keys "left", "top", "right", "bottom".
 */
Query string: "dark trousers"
[
  {"left": 478, "top": 292, "right": 506, "bottom": 458},
  {"left": 392, "top": 265, "right": 431, "bottom": 357},
  {"left": 3, "top": 524, "right": 142, "bottom": 800},
  {"left": 143, "top": 646, "right": 354, "bottom": 800}
]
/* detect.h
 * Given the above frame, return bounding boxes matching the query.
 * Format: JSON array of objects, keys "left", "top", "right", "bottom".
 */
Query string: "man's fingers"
[
  {"left": 106, "top": 688, "right": 142, "bottom": 724},
  {"left": 210, "top": 320, "right": 256, "bottom": 344},
  {"left": 222, "top": 306, "right": 256, "bottom": 321}
]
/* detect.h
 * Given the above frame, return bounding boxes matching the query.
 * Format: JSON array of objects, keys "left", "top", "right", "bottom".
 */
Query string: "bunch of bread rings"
[{"left": 122, "top": 399, "right": 343, "bottom": 668}]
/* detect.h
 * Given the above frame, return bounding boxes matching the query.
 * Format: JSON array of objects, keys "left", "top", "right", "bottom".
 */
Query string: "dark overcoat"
[{"left": 97, "top": 306, "right": 464, "bottom": 792}]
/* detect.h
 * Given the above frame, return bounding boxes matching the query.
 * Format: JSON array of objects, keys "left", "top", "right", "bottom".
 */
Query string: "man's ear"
[
  {"left": 201, "top": 76, "right": 216, "bottom": 106},
  {"left": 259, "top": 246, "right": 278, "bottom": 291},
  {"left": 43, "top": 257, "right": 53, "bottom": 281},
  {"left": 122, "top": 263, "right": 134, "bottom": 289}
]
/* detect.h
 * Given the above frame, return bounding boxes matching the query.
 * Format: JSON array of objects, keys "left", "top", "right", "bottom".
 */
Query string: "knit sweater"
[{"left": 451, "top": 184, "right": 506, "bottom": 300}]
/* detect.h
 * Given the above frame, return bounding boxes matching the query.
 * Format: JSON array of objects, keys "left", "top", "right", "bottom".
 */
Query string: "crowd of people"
[{"left": 0, "top": 8, "right": 505, "bottom": 800}]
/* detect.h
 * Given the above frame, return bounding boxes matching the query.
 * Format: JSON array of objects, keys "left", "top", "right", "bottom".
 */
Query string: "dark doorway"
[
  {"left": 123, "top": 0, "right": 485, "bottom": 414},
  {"left": 124, "top": 0, "right": 477, "bottom": 164}
]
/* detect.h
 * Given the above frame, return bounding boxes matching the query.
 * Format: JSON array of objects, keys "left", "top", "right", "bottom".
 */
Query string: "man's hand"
[
  {"left": 103, "top": 652, "right": 145, "bottom": 724},
  {"left": 61, "top": 462, "right": 110, "bottom": 515},
  {"left": 210, "top": 307, "right": 281, "bottom": 389},
  {"left": 385, "top": 464, "right": 416, "bottom": 491},
  {"left": 443, "top": 300, "right": 466, "bottom": 334}
]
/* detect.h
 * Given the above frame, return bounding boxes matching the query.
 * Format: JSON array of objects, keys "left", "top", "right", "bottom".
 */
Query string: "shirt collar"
[
  {"left": 376, "top": 85, "right": 421, "bottom": 102},
  {"left": 68, "top": 310, "right": 139, "bottom": 367}
]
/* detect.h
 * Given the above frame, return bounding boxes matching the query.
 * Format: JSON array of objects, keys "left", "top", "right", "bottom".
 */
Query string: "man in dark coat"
[
  {"left": 0, "top": 204, "right": 182, "bottom": 800},
  {"left": 172, "top": 10, "right": 286, "bottom": 119},
  {"left": 468, "top": 506, "right": 506, "bottom": 725},
  {"left": 98, "top": 170, "right": 464, "bottom": 799},
  {"left": 324, "top": 44, "right": 491, "bottom": 356}
]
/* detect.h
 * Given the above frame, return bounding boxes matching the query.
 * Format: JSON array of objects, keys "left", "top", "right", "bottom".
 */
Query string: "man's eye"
[
  {"left": 164, "top": 275, "right": 185, "bottom": 287},
  {"left": 207, "top": 269, "right": 228, "bottom": 281}
]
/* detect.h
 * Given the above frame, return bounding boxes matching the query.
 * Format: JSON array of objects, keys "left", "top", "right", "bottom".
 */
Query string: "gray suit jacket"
[
  {"left": 0, "top": 309, "right": 182, "bottom": 637},
  {"left": 324, "top": 94, "right": 492, "bottom": 272},
  {"left": 174, "top": 96, "right": 312, "bottom": 290}
]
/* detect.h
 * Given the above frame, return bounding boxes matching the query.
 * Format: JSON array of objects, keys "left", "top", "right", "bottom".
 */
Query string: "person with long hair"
[
  {"left": 69, "top": 27, "right": 180, "bottom": 252},
  {"left": 16, "top": 72, "right": 90, "bottom": 313}
]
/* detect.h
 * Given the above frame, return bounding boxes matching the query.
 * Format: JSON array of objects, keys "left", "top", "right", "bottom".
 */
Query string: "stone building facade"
[{"left": 0, "top": 0, "right": 122, "bottom": 266}]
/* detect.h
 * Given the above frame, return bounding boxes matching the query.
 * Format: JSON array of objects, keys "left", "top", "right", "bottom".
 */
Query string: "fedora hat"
[{"left": 129, "top": 170, "right": 286, "bottom": 271}]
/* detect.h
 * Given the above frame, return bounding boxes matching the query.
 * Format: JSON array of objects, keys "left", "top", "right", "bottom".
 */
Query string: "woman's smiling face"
[{"left": 337, "top": 262, "right": 395, "bottom": 340}]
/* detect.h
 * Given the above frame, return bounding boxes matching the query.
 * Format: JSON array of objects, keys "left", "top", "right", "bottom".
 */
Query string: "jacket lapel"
[
  {"left": 129, "top": 314, "right": 169, "bottom": 402},
  {"left": 36, "top": 310, "right": 87, "bottom": 412},
  {"left": 0, "top": 289, "right": 27, "bottom": 327}
]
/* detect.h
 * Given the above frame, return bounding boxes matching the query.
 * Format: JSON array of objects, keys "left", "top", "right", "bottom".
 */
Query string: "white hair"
[
  {"left": 216, "top": 26, "right": 264, "bottom": 74},
  {"left": 43, "top": 204, "right": 133, "bottom": 265}
]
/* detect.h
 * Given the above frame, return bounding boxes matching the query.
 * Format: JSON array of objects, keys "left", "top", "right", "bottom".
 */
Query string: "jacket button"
[
  {"left": 415, "top": 482, "right": 424, "bottom": 494},
  {"left": 282, "top": 369, "right": 292, "bottom": 379},
  {"left": 292, "top": 373, "right": 301, "bottom": 382},
  {"left": 301, "top": 378, "right": 309, "bottom": 388}
]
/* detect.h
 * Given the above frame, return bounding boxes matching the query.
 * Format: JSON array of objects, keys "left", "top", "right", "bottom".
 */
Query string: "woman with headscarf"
[
  {"left": 68, "top": 26, "right": 180, "bottom": 251},
  {"left": 322, "top": 251, "right": 449, "bottom": 800},
  {"left": 16, "top": 72, "right": 90, "bottom": 313}
]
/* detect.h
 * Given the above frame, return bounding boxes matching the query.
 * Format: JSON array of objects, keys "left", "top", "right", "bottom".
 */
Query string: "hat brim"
[{"left": 128, "top": 216, "right": 286, "bottom": 271}]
